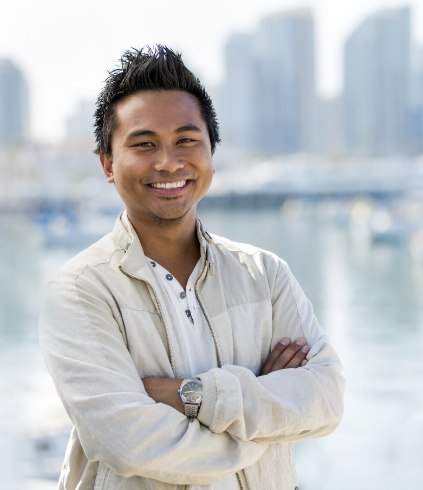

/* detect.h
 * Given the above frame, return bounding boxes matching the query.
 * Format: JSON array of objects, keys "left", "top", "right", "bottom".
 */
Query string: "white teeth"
[{"left": 151, "top": 180, "right": 186, "bottom": 189}]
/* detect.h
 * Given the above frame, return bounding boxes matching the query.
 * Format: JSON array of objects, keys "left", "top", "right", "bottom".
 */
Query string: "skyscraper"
[
  {"left": 220, "top": 32, "right": 256, "bottom": 152},
  {"left": 0, "top": 59, "right": 29, "bottom": 147},
  {"left": 220, "top": 8, "right": 317, "bottom": 156},
  {"left": 344, "top": 6, "right": 411, "bottom": 156},
  {"left": 408, "top": 45, "right": 423, "bottom": 154},
  {"left": 65, "top": 98, "right": 96, "bottom": 149}
]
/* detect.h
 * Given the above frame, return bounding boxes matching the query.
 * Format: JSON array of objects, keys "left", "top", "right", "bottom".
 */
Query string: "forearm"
[
  {"left": 142, "top": 337, "right": 310, "bottom": 416},
  {"left": 142, "top": 377, "right": 184, "bottom": 413},
  {"left": 141, "top": 317, "right": 343, "bottom": 445},
  {"left": 39, "top": 279, "right": 266, "bottom": 484},
  {"left": 197, "top": 336, "right": 344, "bottom": 443},
  {"left": 43, "top": 344, "right": 266, "bottom": 484}
]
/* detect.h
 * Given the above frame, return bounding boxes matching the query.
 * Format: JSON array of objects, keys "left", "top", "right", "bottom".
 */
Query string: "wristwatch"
[{"left": 178, "top": 378, "right": 203, "bottom": 419}]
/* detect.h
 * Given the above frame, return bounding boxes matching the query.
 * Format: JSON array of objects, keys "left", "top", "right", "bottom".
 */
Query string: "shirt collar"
[{"left": 112, "top": 210, "right": 215, "bottom": 279}]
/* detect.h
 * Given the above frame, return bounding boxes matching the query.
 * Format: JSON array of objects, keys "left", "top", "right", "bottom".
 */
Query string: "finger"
[
  {"left": 284, "top": 345, "right": 310, "bottom": 368},
  {"left": 260, "top": 338, "right": 291, "bottom": 375},
  {"left": 270, "top": 337, "right": 308, "bottom": 372}
]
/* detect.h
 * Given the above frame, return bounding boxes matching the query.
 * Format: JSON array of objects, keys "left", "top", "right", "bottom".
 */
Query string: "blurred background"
[{"left": 1, "top": 1, "right": 422, "bottom": 489}]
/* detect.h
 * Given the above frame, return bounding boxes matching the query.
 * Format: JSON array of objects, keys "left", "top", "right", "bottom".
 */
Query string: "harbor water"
[{"left": 1, "top": 203, "right": 422, "bottom": 489}]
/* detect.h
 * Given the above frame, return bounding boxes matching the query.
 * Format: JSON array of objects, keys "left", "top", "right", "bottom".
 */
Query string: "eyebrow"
[
  {"left": 126, "top": 124, "right": 202, "bottom": 140},
  {"left": 175, "top": 124, "right": 202, "bottom": 134},
  {"left": 126, "top": 129, "right": 155, "bottom": 140}
]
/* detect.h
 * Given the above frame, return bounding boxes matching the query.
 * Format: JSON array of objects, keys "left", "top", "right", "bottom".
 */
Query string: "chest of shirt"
[{"left": 105, "top": 263, "right": 274, "bottom": 380}]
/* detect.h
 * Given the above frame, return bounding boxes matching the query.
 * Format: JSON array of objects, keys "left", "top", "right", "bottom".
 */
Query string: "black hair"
[{"left": 94, "top": 44, "right": 220, "bottom": 155}]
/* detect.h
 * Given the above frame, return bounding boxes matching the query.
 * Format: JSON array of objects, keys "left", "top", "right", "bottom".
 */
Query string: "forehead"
[{"left": 114, "top": 90, "right": 206, "bottom": 132}]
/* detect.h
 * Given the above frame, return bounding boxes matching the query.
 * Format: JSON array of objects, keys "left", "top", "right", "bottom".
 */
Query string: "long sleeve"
[
  {"left": 196, "top": 259, "right": 345, "bottom": 443},
  {"left": 39, "top": 270, "right": 266, "bottom": 485}
]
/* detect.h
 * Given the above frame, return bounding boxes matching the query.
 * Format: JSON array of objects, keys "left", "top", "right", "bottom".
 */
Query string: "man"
[{"left": 39, "top": 45, "right": 344, "bottom": 490}]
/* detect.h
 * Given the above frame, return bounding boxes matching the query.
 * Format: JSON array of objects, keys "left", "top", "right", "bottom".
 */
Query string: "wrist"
[
  {"left": 178, "top": 378, "right": 203, "bottom": 419},
  {"left": 143, "top": 377, "right": 184, "bottom": 413}
]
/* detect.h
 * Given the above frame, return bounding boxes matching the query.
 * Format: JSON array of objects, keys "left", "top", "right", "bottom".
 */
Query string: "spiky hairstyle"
[{"left": 94, "top": 45, "right": 220, "bottom": 155}]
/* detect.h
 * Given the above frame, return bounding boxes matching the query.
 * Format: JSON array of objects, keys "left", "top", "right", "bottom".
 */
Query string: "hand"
[
  {"left": 260, "top": 337, "right": 310, "bottom": 375},
  {"left": 143, "top": 377, "right": 184, "bottom": 414}
]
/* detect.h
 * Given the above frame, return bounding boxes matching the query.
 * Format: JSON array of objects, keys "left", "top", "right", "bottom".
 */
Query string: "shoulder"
[
  {"left": 49, "top": 232, "right": 123, "bottom": 285},
  {"left": 208, "top": 232, "right": 291, "bottom": 281},
  {"left": 207, "top": 233, "right": 310, "bottom": 312},
  {"left": 208, "top": 232, "right": 281, "bottom": 261}
]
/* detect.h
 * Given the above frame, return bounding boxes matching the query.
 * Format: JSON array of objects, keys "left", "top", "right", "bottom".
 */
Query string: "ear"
[{"left": 100, "top": 153, "right": 114, "bottom": 183}]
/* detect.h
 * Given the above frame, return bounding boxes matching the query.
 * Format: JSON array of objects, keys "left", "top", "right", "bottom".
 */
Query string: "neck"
[{"left": 128, "top": 211, "right": 201, "bottom": 288}]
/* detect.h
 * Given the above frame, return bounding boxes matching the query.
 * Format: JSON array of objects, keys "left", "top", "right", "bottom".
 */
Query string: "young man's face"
[{"left": 100, "top": 90, "right": 213, "bottom": 226}]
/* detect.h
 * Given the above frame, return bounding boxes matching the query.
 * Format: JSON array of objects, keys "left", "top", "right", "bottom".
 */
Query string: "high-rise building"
[
  {"left": 220, "top": 8, "right": 317, "bottom": 156},
  {"left": 0, "top": 59, "right": 29, "bottom": 147},
  {"left": 344, "top": 6, "right": 411, "bottom": 156},
  {"left": 408, "top": 45, "right": 423, "bottom": 154},
  {"left": 315, "top": 95, "right": 345, "bottom": 157},
  {"left": 219, "top": 32, "right": 256, "bottom": 152},
  {"left": 65, "top": 98, "right": 96, "bottom": 149}
]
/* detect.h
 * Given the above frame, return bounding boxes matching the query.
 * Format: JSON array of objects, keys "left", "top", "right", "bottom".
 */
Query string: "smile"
[{"left": 150, "top": 180, "right": 187, "bottom": 189}]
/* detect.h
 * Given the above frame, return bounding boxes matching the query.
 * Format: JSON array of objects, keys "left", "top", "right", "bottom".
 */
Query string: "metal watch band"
[{"left": 184, "top": 402, "right": 200, "bottom": 418}]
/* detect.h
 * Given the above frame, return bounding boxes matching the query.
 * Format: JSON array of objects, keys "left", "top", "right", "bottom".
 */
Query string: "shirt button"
[
  {"left": 185, "top": 309, "right": 192, "bottom": 317},
  {"left": 166, "top": 273, "right": 173, "bottom": 281},
  {"left": 180, "top": 292, "right": 186, "bottom": 299},
  {"left": 150, "top": 261, "right": 156, "bottom": 267}
]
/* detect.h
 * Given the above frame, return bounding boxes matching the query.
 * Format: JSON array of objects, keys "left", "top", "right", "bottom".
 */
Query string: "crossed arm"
[
  {"left": 143, "top": 337, "right": 310, "bottom": 414},
  {"left": 40, "top": 258, "right": 343, "bottom": 483}
]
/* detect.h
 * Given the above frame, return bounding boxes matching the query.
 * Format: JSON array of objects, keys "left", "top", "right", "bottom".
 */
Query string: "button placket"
[
  {"left": 148, "top": 257, "right": 202, "bottom": 330},
  {"left": 185, "top": 309, "right": 194, "bottom": 324},
  {"left": 185, "top": 287, "right": 199, "bottom": 327}
]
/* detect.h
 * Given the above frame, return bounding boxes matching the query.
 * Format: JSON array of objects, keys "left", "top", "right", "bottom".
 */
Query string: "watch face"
[{"left": 181, "top": 380, "right": 203, "bottom": 403}]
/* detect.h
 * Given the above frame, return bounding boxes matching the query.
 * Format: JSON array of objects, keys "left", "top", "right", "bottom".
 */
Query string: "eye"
[
  {"left": 137, "top": 141, "right": 154, "bottom": 147},
  {"left": 178, "top": 137, "right": 195, "bottom": 145}
]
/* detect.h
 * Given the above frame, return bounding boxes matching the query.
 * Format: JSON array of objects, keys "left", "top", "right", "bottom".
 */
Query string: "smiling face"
[{"left": 100, "top": 90, "right": 214, "bottom": 229}]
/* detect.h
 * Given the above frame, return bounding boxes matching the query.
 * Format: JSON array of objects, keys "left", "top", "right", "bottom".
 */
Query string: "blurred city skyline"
[{"left": 0, "top": 0, "right": 422, "bottom": 145}]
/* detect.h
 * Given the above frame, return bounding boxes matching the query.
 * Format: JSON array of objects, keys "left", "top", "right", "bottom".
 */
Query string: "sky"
[{"left": 1, "top": 0, "right": 422, "bottom": 143}]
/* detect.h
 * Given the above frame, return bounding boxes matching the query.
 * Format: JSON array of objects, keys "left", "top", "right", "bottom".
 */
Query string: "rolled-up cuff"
[{"left": 196, "top": 370, "right": 218, "bottom": 428}]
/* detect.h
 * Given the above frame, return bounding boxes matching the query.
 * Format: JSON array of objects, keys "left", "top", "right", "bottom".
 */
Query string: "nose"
[{"left": 153, "top": 145, "right": 184, "bottom": 173}]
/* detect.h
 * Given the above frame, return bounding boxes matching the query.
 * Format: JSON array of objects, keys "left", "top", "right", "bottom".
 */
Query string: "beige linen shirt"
[{"left": 39, "top": 211, "right": 344, "bottom": 489}]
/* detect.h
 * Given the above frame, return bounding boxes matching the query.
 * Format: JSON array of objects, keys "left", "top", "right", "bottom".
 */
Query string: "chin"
[{"left": 151, "top": 207, "right": 194, "bottom": 224}]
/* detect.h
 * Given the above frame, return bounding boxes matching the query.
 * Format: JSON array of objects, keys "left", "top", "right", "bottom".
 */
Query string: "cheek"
[
  {"left": 193, "top": 147, "right": 213, "bottom": 177},
  {"left": 113, "top": 164, "right": 138, "bottom": 193},
  {"left": 206, "top": 163, "right": 214, "bottom": 182},
  {"left": 201, "top": 162, "right": 214, "bottom": 192}
]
